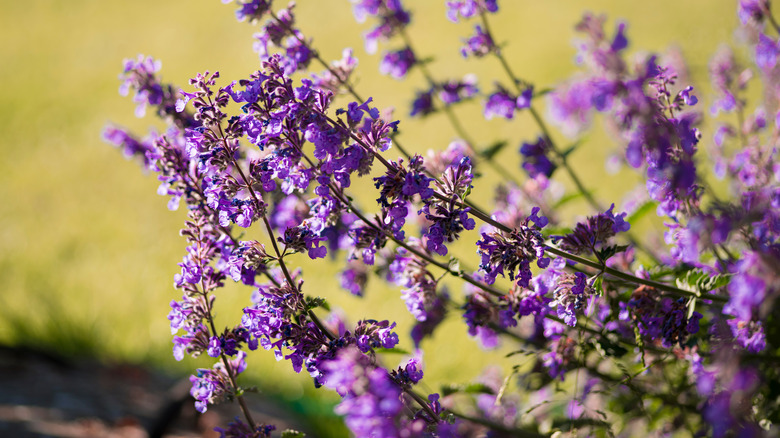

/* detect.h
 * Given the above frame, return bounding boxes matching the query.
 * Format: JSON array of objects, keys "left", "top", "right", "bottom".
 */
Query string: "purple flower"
[
  {"left": 374, "top": 155, "right": 433, "bottom": 207},
  {"left": 461, "top": 25, "right": 494, "bottom": 58},
  {"left": 343, "top": 97, "right": 381, "bottom": 126},
  {"left": 282, "top": 35, "right": 313, "bottom": 74},
  {"left": 519, "top": 136, "right": 556, "bottom": 178},
  {"left": 321, "top": 347, "right": 406, "bottom": 438},
  {"left": 354, "top": 319, "right": 400, "bottom": 352},
  {"left": 547, "top": 80, "right": 599, "bottom": 137},
  {"left": 234, "top": 0, "right": 271, "bottom": 22},
  {"left": 379, "top": 47, "right": 416, "bottom": 79},
  {"left": 738, "top": 0, "right": 769, "bottom": 24},
  {"left": 410, "top": 89, "right": 435, "bottom": 116},
  {"left": 679, "top": 85, "right": 698, "bottom": 106},
  {"left": 516, "top": 86, "right": 533, "bottom": 109},
  {"left": 542, "top": 337, "right": 576, "bottom": 381},
  {"left": 189, "top": 352, "right": 247, "bottom": 413},
  {"left": 446, "top": 0, "right": 498, "bottom": 22},
  {"left": 722, "top": 249, "right": 777, "bottom": 353},
  {"left": 422, "top": 205, "right": 475, "bottom": 256},
  {"left": 438, "top": 75, "right": 479, "bottom": 105},
  {"left": 555, "top": 204, "right": 630, "bottom": 256},
  {"left": 119, "top": 55, "right": 163, "bottom": 117},
  {"left": 214, "top": 418, "right": 275, "bottom": 438},
  {"left": 400, "top": 277, "right": 438, "bottom": 322},
  {"left": 349, "top": 221, "right": 388, "bottom": 264},
  {"left": 623, "top": 288, "right": 702, "bottom": 347},
  {"left": 755, "top": 33, "right": 779, "bottom": 71},
  {"left": 484, "top": 88, "right": 516, "bottom": 119},
  {"left": 102, "top": 126, "right": 156, "bottom": 168},
  {"left": 391, "top": 356, "right": 424, "bottom": 385},
  {"left": 341, "top": 262, "right": 369, "bottom": 296},
  {"left": 279, "top": 223, "right": 328, "bottom": 259},
  {"left": 727, "top": 319, "right": 767, "bottom": 352},
  {"left": 418, "top": 157, "right": 476, "bottom": 255},
  {"left": 551, "top": 272, "right": 591, "bottom": 327},
  {"left": 461, "top": 291, "right": 502, "bottom": 349},
  {"left": 476, "top": 208, "right": 549, "bottom": 286}
]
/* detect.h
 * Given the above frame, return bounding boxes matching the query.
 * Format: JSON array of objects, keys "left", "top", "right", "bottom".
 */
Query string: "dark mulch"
[{"left": 0, "top": 346, "right": 308, "bottom": 438}]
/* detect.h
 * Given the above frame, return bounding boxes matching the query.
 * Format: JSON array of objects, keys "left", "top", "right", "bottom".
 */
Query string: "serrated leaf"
[
  {"left": 626, "top": 200, "right": 658, "bottom": 225},
  {"left": 675, "top": 269, "right": 732, "bottom": 296},
  {"left": 478, "top": 141, "right": 508, "bottom": 160},
  {"left": 281, "top": 430, "right": 306, "bottom": 438}
]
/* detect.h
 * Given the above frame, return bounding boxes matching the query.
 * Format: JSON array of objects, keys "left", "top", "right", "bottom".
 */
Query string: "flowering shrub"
[{"left": 104, "top": 0, "right": 780, "bottom": 436}]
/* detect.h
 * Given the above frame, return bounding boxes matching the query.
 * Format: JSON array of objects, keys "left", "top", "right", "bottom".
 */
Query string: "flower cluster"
[
  {"left": 476, "top": 207, "right": 549, "bottom": 286},
  {"left": 106, "top": 1, "right": 780, "bottom": 437}
]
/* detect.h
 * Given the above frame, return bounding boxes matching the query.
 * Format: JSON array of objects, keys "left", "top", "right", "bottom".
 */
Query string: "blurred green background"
[{"left": 0, "top": 0, "right": 739, "bottom": 432}]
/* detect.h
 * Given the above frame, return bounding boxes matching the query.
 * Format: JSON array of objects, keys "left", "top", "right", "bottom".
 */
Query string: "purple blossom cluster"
[
  {"left": 445, "top": 0, "right": 498, "bottom": 22},
  {"left": 620, "top": 285, "right": 703, "bottom": 348},
  {"left": 555, "top": 203, "right": 630, "bottom": 257},
  {"left": 410, "top": 75, "right": 479, "bottom": 117},
  {"left": 106, "top": 1, "right": 780, "bottom": 436},
  {"left": 484, "top": 85, "right": 533, "bottom": 120},
  {"left": 476, "top": 207, "right": 549, "bottom": 286}
]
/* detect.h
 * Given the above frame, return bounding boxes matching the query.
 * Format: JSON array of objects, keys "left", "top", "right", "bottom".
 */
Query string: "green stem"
[{"left": 766, "top": 9, "right": 780, "bottom": 36}]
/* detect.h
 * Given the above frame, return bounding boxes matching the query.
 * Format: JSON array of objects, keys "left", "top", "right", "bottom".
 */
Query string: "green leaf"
[
  {"left": 533, "top": 87, "right": 554, "bottom": 97},
  {"left": 590, "top": 335, "right": 628, "bottom": 358},
  {"left": 591, "top": 275, "right": 604, "bottom": 295},
  {"left": 560, "top": 139, "right": 584, "bottom": 159},
  {"left": 377, "top": 347, "right": 410, "bottom": 355},
  {"left": 506, "top": 349, "right": 536, "bottom": 358},
  {"left": 448, "top": 257, "right": 461, "bottom": 273},
  {"left": 626, "top": 200, "right": 658, "bottom": 226},
  {"left": 541, "top": 226, "right": 572, "bottom": 238},
  {"left": 478, "top": 141, "right": 508, "bottom": 160},
  {"left": 305, "top": 296, "right": 329, "bottom": 311},
  {"left": 675, "top": 268, "right": 732, "bottom": 297},
  {"left": 596, "top": 244, "right": 629, "bottom": 263},
  {"left": 281, "top": 430, "right": 306, "bottom": 438},
  {"left": 552, "top": 192, "right": 585, "bottom": 209},
  {"left": 441, "top": 382, "right": 495, "bottom": 396}
]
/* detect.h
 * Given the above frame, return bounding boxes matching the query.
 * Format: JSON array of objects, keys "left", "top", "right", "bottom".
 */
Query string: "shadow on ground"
[{"left": 0, "top": 345, "right": 312, "bottom": 438}]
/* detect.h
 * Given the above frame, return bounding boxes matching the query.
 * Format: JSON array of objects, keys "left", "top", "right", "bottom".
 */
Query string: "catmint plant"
[{"left": 105, "top": 0, "right": 780, "bottom": 436}]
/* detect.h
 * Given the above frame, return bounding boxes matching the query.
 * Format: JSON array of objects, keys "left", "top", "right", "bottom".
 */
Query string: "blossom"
[
  {"left": 484, "top": 88, "right": 516, "bottom": 119},
  {"left": 519, "top": 136, "right": 556, "bottom": 178},
  {"left": 446, "top": 0, "right": 498, "bottom": 22},
  {"left": 461, "top": 25, "right": 494, "bottom": 57},
  {"left": 555, "top": 203, "right": 630, "bottom": 256},
  {"left": 321, "top": 347, "right": 406, "bottom": 438},
  {"left": 550, "top": 272, "right": 591, "bottom": 327},
  {"left": 379, "top": 47, "right": 417, "bottom": 79},
  {"left": 476, "top": 207, "right": 549, "bottom": 286},
  {"left": 438, "top": 75, "right": 479, "bottom": 104}
]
